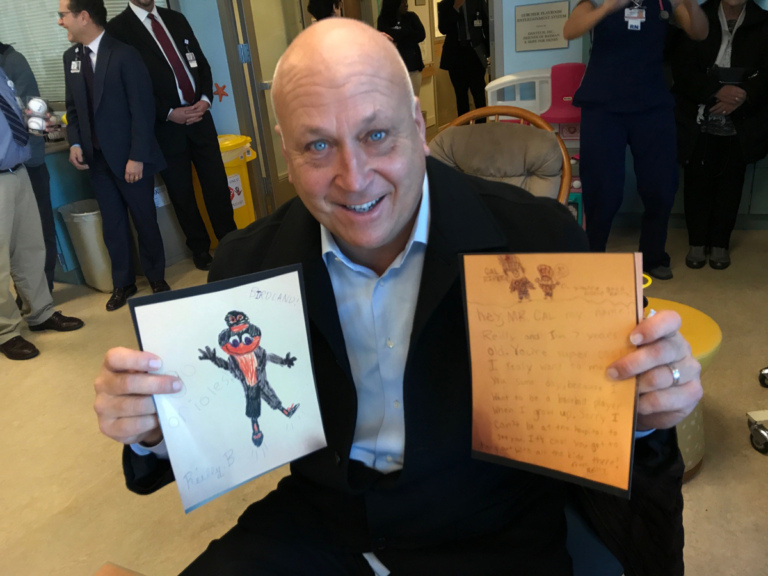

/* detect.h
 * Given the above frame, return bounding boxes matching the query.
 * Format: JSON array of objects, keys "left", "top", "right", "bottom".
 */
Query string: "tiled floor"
[{"left": 1, "top": 227, "right": 766, "bottom": 575}]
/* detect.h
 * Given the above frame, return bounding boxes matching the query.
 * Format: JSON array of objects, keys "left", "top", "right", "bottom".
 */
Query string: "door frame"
[{"left": 215, "top": 0, "right": 306, "bottom": 217}]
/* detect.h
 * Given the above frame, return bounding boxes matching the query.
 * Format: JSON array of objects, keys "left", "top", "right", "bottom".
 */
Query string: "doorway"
[{"left": 218, "top": 0, "right": 444, "bottom": 214}]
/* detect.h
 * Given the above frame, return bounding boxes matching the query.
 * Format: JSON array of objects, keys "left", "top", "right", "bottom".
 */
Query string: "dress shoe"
[
  {"left": 0, "top": 336, "right": 40, "bottom": 360},
  {"left": 106, "top": 284, "right": 138, "bottom": 311},
  {"left": 709, "top": 247, "right": 730, "bottom": 270},
  {"left": 150, "top": 280, "right": 171, "bottom": 294},
  {"left": 192, "top": 251, "right": 213, "bottom": 271},
  {"left": 685, "top": 246, "right": 707, "bottom": 269},
  {"left": 645, "top": 265, "right": 673, "bottom": 280},
  {"left": 29, "top": 311, "right": 84, "bottom": 332}
]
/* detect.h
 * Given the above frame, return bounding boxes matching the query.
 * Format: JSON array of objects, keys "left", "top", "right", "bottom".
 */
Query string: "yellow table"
[{"left": 645, "top": 297, "right": 722, "bottom": 481}]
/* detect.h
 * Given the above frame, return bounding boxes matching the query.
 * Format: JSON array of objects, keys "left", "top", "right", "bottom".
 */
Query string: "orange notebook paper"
[{"left": 461, "top": 253, "right": 643, "bottom": 496}]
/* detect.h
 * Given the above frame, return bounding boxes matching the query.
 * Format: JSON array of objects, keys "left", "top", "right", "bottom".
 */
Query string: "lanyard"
[
  {"left": 658, "top": 0, "right": 669, "bottom": 20},
  {"left": 631, "top": 0, "right": 669, "bottom": 19}
]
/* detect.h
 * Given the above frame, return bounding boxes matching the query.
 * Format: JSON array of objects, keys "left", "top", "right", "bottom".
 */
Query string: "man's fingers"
[
  {"left": 629, "top": 309, "right": 681, "bottom": 346},
  {"left": 608, "top": 333, "right": 690, "bottom": 381},
  {"left": 99, "top": 414, "right": 161, "bottom": 445},
  {"left": 103, "top": 347, "right": 162, "bottom": 373},
  {"left": 94, "top": 393, "right": 158, "bottom": 420},
  {"left": 98, "top": 371, "right": 181, "bottom": 397},
  {"left": 636, "top": 355, "right": 701, "bottom": 394},
  {"left": 636, "top": 380, "right": 702, "bottom": 429}
]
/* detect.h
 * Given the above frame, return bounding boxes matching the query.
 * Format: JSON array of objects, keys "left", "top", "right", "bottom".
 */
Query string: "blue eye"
[
  {"left": 229, "top": 336, "right": 240, "bottom": 347},
  {"left": 243, "top": 336, "right": 253, "bottom": 345},
  {"left": 370, "top": 131, "right": 385, "bottom": 142},
  {"left": 311, "top": 141, "right": 327, "bottom": 152}
]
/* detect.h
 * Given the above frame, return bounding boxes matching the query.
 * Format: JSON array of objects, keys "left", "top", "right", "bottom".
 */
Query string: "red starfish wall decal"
[{"left": 213, "top": 83, "right": 229, "bottom": 102}]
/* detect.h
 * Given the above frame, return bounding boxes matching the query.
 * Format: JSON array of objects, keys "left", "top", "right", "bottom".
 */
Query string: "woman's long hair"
[{"left": 378, "top": 0, "right": 403, "bottom": 28}]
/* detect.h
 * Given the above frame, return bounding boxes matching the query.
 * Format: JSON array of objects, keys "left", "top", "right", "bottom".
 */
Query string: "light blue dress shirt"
[
  {"left": 0, "top": 68, "right": 31, "bottom": 170},
  {"left": 322, "top": 177, "right": 430, "bottom": 474}
]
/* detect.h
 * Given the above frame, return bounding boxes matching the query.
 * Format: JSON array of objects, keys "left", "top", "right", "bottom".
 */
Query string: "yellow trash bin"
[{"left": 192, "top": 134, "right": 257, "bottom": 248}]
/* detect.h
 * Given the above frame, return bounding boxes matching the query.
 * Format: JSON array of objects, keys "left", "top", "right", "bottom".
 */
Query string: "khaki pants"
[{"left": 0, "top": 166, "right": 54, "bottom": 345}]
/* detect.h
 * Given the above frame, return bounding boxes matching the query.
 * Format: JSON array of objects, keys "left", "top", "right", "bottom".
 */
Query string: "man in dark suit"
[
  {"left": 93, "top": 20, "right": 700, "bottom": 574},
  {"left": 107, "top": 0, "right": 237, "bottom": 272},
  {"left": 438, "top": 0, "right": 490, "bottom": 117},
  {"left": 60, "top": 0, "right": 169, "bottom": 311}
]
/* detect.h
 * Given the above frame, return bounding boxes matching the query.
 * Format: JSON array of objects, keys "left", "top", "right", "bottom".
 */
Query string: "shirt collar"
[
  {"left": 129, "top": 1, "right": 160, "bottom": 23},
  {"left": 86, "top": 30, "right": 105, "bottom": 55},
  {"left": 321, "top": 173, "right": 431, "bottom": 274}
]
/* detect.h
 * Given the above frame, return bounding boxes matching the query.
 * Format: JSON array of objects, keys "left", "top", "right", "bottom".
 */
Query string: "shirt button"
[
  {"left": 393, "top": 400, "right": 401, "bottom": 409},
  {"left": 386, "top": 339, "right": 394, "bottom": 348},
  {"left": 334, "top": 257, "right": 340, "bottom": 262},
  {"left": 386, "top": 455, "right": 393, "bottom": 462}
]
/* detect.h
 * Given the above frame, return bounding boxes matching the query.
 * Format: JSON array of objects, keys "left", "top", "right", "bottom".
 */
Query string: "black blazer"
[
  {"left": 107, "top": 6, "right": 214, "bottom": 152},
  {"left": 122, "top": 158, "right": 684, "bottom": 573},
  {"left": 63, "top": 32, "right": 165, "bottom": 180},
  {"left": 377, "top": 11, "right": 426, "bottom": 72},
  {"left": 438, "top": 0, "right": 490, "bottom": 71},
  {"left": 670, "top": 0, "right": 768, "bottom": 164}
]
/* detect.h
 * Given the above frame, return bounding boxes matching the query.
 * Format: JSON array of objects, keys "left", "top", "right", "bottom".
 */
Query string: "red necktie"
[{"left": 147, "top": 13, "right": 195, "bottom": 105}]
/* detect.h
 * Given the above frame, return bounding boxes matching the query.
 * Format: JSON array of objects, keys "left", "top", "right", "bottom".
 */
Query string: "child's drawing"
[
  {"left": 509, "top": 277, "right": 536, "bottom": 301},
  {"left": 199, "top": 310, "right": 299, "bottom": 447},
  {"left": 498, "top": 254, "right": 525, "bottom": 278},
  {"left": 535, "top": 264, "right": 560, "bottom": 299}
]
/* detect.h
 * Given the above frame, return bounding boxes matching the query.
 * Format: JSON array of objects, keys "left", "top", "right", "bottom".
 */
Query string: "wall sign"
[{"left": 515, "top": 1, "right": 570, "bottom": 52}]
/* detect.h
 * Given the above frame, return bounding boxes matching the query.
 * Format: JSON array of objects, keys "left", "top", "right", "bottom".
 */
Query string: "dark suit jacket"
[
  {"left": 122, "top": 158, "right": 684, "bottom": 574},
  {"left": 63, "top": 33, "right": 165, "bottom": 180},
  {"left": 438, "top": 0, "right": 490, "bottom": 71},
  {"left": 107, "top": 7, "right": 214, "bottom": 154}
]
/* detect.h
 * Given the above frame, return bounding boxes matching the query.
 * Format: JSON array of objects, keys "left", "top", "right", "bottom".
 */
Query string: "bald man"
[{"left": 94, "top": 19, "right": 699, "bottom": 575}]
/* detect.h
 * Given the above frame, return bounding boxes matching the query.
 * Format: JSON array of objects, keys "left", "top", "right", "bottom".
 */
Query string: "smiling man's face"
[{"left": 273, "top": 21, "right": 429, "bottom": 275}]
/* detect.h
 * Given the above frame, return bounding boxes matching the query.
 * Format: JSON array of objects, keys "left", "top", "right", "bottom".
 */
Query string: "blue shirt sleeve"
[{"left": 0, "top": 67, "right": 32, "bottom": 170}]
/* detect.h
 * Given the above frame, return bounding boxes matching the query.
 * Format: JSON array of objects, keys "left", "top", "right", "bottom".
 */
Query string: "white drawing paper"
[{"left": 131, "top": 267, "right": 326, "bottom": 512}]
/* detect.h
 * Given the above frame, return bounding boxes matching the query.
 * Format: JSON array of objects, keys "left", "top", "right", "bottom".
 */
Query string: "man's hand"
[
  {"left": 380, "top": 32, "right": 394, "bottom": 42},
  {"left": 607, "top": 310, "right": 702, "bottom": 431},
  {"left": 168, "top": 107, "right": 191, "bottom": 125},
  {"left": 94, "top": 348, "right": 182, "bottom": 447},
  {"left": 68, "top": 146, "right": 89, "bottom": 170},
  {"left": 185, "top": 100, "right": 209, "bottom": 125},
  {"left": 125, "top": 160, "right": 144, "bottom": 184}
]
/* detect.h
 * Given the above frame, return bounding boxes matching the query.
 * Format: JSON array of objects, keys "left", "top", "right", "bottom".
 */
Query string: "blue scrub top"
[{"left": 574, "top": 0, "right": 675, "bottom": 112}]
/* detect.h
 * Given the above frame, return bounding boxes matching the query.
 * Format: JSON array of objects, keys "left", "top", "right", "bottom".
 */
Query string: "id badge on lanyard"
[
  {"left": 184, "top": 39, "right": 198, "bottom": 68},
  {"left": 71, "top": 47, "right": 81, "bottom": 73},
  {"left": 625, "top": 8, "right": 646, "bottom": 30}
]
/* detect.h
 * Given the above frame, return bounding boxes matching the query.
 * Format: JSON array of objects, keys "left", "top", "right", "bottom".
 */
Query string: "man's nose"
[{"left": 335, "top": 146, "right": 372, "bottom": 192}]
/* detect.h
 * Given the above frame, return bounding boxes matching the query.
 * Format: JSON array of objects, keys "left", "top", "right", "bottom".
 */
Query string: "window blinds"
[{"left": 0, "top": 0, "right": 167, "bottom": 103}]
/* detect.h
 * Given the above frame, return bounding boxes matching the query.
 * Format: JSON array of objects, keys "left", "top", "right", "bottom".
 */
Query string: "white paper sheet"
[{"left": 131, "top": 267, "right": 326, "bottom": 512}]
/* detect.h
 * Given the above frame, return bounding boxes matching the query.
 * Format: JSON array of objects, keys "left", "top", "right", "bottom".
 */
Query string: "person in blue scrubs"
[{"left": 564, "top": 0, "right": 708, "bottom": 280}]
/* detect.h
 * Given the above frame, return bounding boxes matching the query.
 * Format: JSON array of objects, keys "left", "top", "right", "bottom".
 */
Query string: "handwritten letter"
[{"left": 463, "top": 253, "right": 643, "bottom": 494}]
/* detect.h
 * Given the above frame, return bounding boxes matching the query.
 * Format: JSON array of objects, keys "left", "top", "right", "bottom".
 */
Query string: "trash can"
[
  {"left": 192, "top": 134, "right": 258, "bottom": 249},
  {"left": 58, "top": 200, "right": 113, "bottom": 293},
  {"left": 150, "top": 175, "right": 190, "bottom": 266}
]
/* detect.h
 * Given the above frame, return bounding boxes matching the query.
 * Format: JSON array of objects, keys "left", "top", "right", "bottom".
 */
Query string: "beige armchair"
[{"left": 429, "top": 106, "right": 571, "bottom": 204}]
